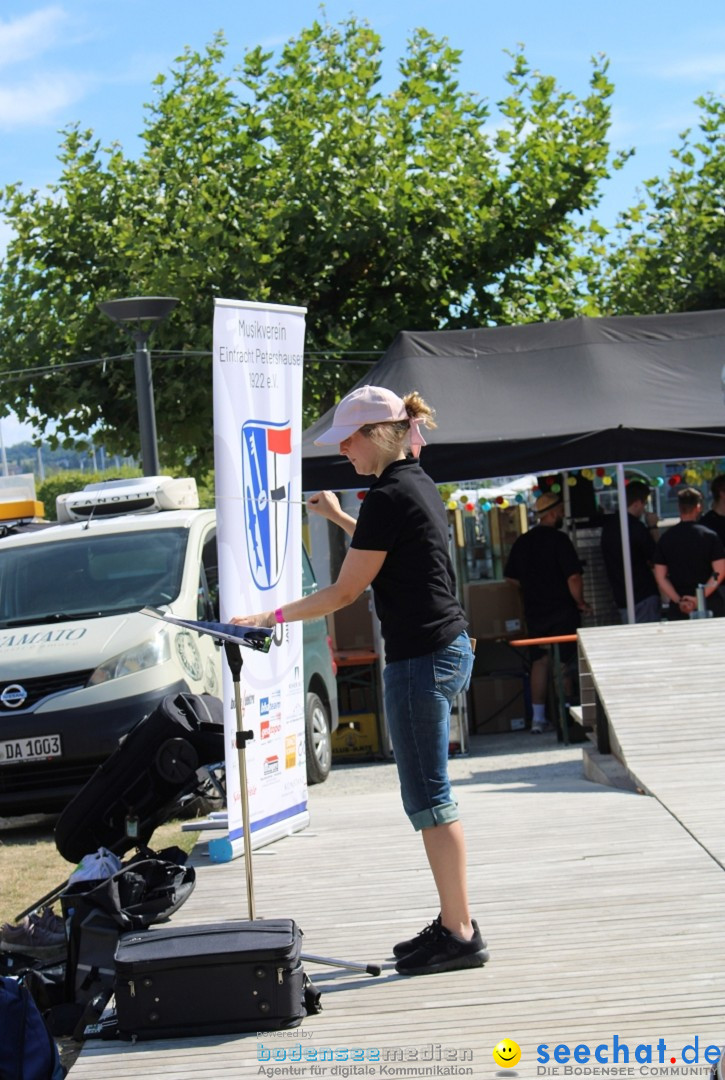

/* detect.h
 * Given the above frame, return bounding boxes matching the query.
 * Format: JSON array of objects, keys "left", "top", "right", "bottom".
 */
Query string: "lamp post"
[
  {"left": 97, "top": 296, "right": 179, "bottom": 476},
  {"left": 0, "top": 419, "right": 8, "bottom": 477}
]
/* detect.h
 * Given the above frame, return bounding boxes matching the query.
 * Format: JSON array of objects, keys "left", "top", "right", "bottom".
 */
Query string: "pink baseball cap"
[{"left": 314, "top": 385, "right": 410, "bottom": 444}]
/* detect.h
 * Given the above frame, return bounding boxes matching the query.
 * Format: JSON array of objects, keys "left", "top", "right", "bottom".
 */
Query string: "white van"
[{"left": 0, "top": 476, "right": 338, "bottom": 815}]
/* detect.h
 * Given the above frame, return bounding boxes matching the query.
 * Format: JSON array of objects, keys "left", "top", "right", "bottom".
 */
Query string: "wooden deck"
[
  {"left": 72, "top": 677, "right": 725, "bottom": 1080},
  {"left": 578, "top": 619, "right": 725, "bottom": 867}
]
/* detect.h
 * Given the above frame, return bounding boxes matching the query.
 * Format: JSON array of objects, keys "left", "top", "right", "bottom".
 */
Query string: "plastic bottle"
[{"left": 690, "top": 584, "right": 712, "bottom": 619}]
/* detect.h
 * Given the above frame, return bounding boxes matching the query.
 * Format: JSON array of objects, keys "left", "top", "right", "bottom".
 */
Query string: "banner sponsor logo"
[
  {"left": 288, "top": 665, "right": 303, "bottom": 693},
  {"left": 260, "top": 719, "right": 282, "bottom": 740},
  {"left": 260, "top": 691, "right": 281, "bottom": 722}
]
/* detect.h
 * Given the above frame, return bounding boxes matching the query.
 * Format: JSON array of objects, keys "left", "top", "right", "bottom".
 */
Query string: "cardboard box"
[
  {"left": 338, "top": 682, "right": 376, "bottom": 714},
  {"left": 464, "top": 580, "right": 525, "bottom": 640},
  {"left": 331, "top": 713, "right": 380, "bottom": 759},
  {"left": 470, "top": 676, "right": 527, "bottom": 734},
  {"left": 472, "top": 638, "right": 527, "bottom": 679},
  {"left": 328, "top": 591, "right": 375, "bottom": 651}
]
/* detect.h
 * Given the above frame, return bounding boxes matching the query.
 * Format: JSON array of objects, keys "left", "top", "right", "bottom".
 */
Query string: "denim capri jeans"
[{"left": 383, "top": 631, "right": 473, "bottom": 831}]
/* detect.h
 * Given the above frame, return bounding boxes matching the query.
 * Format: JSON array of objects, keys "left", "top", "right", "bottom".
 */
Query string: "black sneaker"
[
  {"left": 395, "top": 918, "right": 489, "bottom": 976},
  {"left": 393, "top": 915, "right": 442, "bottom": 959},
  {"left": 393, "top": 914, "right": 488, "bottom": 959}
]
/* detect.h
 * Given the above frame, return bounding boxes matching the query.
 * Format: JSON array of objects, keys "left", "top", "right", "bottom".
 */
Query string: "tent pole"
[{"left": 616, "top": 463, "right": 636, "bottom": 624}]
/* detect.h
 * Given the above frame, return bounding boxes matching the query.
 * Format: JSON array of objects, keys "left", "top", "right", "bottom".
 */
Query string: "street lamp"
[
  {"left": 0, "top": 418, "right": 8, "bottom": 477},
  {"left": 97, "top": 296, "right": 179, "bottom": 476}
]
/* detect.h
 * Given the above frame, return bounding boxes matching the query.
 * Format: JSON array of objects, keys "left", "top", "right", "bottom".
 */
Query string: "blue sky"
[{"left": 1, "top": 0, "right": 724, "bottom": 446}]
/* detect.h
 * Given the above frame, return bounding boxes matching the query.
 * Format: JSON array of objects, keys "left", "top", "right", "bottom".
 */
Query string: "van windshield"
[{"left": 0, "top": 528, "right": 189, "bottom": 627}]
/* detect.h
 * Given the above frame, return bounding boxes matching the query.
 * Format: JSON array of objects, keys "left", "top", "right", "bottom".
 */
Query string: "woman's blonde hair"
[{"left": 360, "top": 390, "right": 437, "bottom": 455}]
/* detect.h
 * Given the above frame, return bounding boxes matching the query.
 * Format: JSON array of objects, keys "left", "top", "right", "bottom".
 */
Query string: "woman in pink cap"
[{"left": 232, "top": 385, "right": 487, "bottom": 977}]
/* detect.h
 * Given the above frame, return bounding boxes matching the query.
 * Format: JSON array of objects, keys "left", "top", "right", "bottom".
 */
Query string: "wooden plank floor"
[
  {"left": 578, "top": 619, "right": 725, "bottom": 867},
  {"left": 72, "top": 727, "right": 725, "bottom": 1078}
]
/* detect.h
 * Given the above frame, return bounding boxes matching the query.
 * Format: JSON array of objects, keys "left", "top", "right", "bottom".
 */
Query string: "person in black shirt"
[
  {"left": 232, "top": 385, "right": 486, "bottom": 978},
  {"left": 505, "top": 492, "right": 590, "bottom": 733},
  {"left": 702, "top": 474, "right": 725, "bottom": 606},
  {"left": 653, "top": 487, "right": 725, "bottom": 619},
  {"left": 600, "top": 480, "right": 661, "bottom": 623},
  {"left": 701, "top": 474, "right": 725, "bottom": 546}
]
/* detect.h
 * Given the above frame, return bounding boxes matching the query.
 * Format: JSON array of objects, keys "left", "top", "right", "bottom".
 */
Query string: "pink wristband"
[{"left": 274, "top": 607, "right": 284, "bottom": 624}]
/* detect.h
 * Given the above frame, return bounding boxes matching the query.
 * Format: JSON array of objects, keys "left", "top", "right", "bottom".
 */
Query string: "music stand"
[{"left": 142, "top": 609, "right": 381, "bottom": 977}]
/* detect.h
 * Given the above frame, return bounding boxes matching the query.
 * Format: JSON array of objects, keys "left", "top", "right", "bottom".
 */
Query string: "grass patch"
[{"left": 0, "top": 816, "right": 200, "bottom": 926}]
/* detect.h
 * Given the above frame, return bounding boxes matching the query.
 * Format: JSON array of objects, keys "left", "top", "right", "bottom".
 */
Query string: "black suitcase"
[
  {"left": 113, "top": 919, "right": 312, "bottom": 1038},
  {"left": 54, "top": 693, "right": 225, "bottom": 864}
]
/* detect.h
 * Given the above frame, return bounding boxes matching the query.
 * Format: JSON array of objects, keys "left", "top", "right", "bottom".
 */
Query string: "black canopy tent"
[
  {"left": 302, "top": 309, "right": 725, "bottom": 491},
  {"left": 302, "top": 309, "right": 725, "bottom": 623}
]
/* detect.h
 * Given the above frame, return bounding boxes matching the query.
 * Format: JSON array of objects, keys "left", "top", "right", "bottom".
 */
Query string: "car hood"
[{"left": 0, "top": 610, "right": 166, "bottom": 675}]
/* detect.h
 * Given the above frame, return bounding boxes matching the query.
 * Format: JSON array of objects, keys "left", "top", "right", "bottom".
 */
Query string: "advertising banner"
[{"left": 211, "top": 298, "right": 308, "bottom": 861}]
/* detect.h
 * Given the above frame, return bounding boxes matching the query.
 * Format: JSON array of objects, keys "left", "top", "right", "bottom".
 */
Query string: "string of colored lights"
[{"left": 438, "top": 464, "right": 722, "bottom": 513}]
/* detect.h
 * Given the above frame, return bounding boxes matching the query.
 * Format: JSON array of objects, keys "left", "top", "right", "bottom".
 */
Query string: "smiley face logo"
[{"left": 492, "top": 1039, "right": 521, "bottom": 1069}]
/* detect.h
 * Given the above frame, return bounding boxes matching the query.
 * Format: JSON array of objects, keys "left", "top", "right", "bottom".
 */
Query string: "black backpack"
[{"left": 60, "top": 850, "right": 196, "bottom": 1009}]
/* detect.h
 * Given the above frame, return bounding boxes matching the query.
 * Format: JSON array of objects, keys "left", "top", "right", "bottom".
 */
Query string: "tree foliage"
[
  {"left": 0, "top": 18, "right": 618, "bottom": 471},
  {"left": 459, "top": 93, "right": 725, "bottom": 325},
  {"left": 591, "top": 94, "right": 725, "bottom": 315}
]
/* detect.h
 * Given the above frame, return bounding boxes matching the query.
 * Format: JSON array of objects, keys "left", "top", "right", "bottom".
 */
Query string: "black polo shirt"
[
  {"left": 600, "top": 512, "right": 659, "bottom": 608},
  {"left": 504, "top": 525, "right": 582, "bottom": 622},
  {"left": 701, "top": 509, "right": 725, "bottom": 547},
  {"left": 350, "top": 459, "right": 467, "bottom": 661},
  {"left": 653, "top": 521, "right": 725, "bottom": 599}
]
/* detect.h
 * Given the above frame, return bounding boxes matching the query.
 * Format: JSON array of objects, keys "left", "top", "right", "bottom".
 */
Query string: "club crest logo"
[{"left": 242, "top": 420, "right": 292, "bottom": 590}]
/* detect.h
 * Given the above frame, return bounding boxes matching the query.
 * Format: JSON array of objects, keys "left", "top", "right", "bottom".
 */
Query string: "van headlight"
[{"left": 88, "top": 629, "right": 171, "bottom": 684}]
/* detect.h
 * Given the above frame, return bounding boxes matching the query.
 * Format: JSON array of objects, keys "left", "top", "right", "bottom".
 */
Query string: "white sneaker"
[{"left": 531, "top": 721, "right": 553, "bottom": 734}]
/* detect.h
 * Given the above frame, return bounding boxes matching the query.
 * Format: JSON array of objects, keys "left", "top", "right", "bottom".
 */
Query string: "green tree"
[
  {"left": 0, "top": 19, "right": 618, "bottom": 472},
  {"left": 593, "top": 94, "right": 725, "bottom": 315}
]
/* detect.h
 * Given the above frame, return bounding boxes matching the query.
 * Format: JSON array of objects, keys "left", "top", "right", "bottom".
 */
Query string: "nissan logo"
[{"left": 1, "top": 684, "right": 28, "bottom": 709}]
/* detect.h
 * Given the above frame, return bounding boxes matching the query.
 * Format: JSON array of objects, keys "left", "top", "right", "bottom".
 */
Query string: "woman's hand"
[
  {"left": 306, "top": 490, "right": 341, "bottom": 521},
  {"left": 230, "top": 612, "right": 275, "bottom": 628}
]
